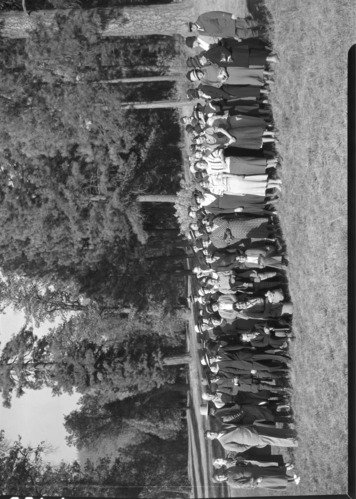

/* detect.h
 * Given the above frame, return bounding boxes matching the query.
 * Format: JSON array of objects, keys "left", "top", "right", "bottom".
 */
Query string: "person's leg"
[{"left": 263, "top": 137, "right": 275, "bottom": 144}]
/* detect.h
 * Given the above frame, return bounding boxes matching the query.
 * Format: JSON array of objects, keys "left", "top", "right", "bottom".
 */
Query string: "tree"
[
  {"left": 0, "top": 3, "right": 194, "bottom": 39},
  {"left": 121, "top": 99, "right": 199, "bottom": 109},
  {"left": 0, "top": 326, "right": 53, "bottom": 407},
  {"left": 0, "top": 431, "right": 144, "bottom": 497},
  {"left": 0, "top": 271, "right": 90, "bottom": 325},
  {"left": 137, "top": 194, "right": 178, "bottom": 203},
  {"left": 0, "top": 305, "right": 186, "bottom": 406},
  {"left": 64, "top": 386, "right": 187, "bottom": 449}
]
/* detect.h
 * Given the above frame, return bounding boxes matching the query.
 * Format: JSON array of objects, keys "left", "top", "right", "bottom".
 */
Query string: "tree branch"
[{"left": 22, "top": 0, "right": 29, "bottom": 15}]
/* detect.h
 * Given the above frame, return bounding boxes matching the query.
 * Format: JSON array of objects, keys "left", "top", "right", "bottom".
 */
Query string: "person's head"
[
  {"left": 188, "top": 208, "right": 197, "bottom": 219},
  {"left": 205, "top": 430, "right": 220, "bottom": 440},
  {"left": 202, "top": 392, "right": 214, "bottom": 401},
  {"left": 185, "top": 124, "right": 195, "bottom": 136},
  {"left": 210, "top": 363, "right": 219, "bottom": 374},
  {"left": 213, "top": 458, "right": 227, "bottom": 469},
  {"left": 213, "top": 471, "right": 228, "bottom": 482},
  {"left": 185, "top": 36, "right": 198, "bottom": 48},
  {"left": 235, "top": 255, "right": 246, "bottom": 263},
  {"left": 192, "top": 266, "right": 201, "bottom": 274},
  {"left": 186, "top": 69, "right": 203, "bottom": 82},
  {"left": 187, "top": 88, "right": 200, "bottom": 101},
  {"left": 241, "top": 332, "right": 257, "bottom": 342},
  {"left": 195, "top": 159, "right": 208, "bottom": 170},
  {"left": 194, "top": 150, "right": 203, "bottom": 159},
  {"left": 195, "top": 172, "right": 207, "bottom": 182},
  {"left": 195, "top": 136, "right": 206, "bottom": 145},
  {"left": 190, "top": 164, "right": 198, "bottom": 175},
  {"left": 211, "top": 315, "right": 222, "bottom": 327},
  {"left": 194, "top": 192, "right": 204, "bottom": 205},
  {"left": 187, "top": 56, "right": 200, "bottom": 68},
  {"left": 199, "top": 180, "right": 209, "bottom": 190},
  {"left": 200, "top": 322, "right": 209, "bottom": 332},
  {"left": 211, "top": 302, "right": 219, "bottom": 312},
  {"left": 180, "top": 115, "right": 191, "bottom": 125},
  {"left": 189, "top": 222, "right": 200, "bottom": 231},
  {"left": 266, "top": 288, "right": 284, "bottom": 304},
  {"left": 188, "top": 22, "right": 198, "bottom": 32}
]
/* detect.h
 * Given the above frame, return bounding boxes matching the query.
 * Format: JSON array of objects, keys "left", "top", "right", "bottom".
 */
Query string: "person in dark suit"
[{"left": 190, "top": 11, "right": 261, "bottom": 41}]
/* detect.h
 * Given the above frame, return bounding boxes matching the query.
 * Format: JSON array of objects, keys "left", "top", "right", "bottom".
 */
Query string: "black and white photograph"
[{"left": 0, "top": 0, "right": 353, "bottom": 497}]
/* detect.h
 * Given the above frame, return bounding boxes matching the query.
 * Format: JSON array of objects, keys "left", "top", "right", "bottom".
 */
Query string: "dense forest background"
[{"left": 0, "top": 2, "right": 191, "bottom": 497}]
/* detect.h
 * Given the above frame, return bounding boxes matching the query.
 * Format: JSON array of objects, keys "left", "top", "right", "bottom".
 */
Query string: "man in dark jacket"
[{"left": 190, "top": 11, "right": 261, "bottom": 40}]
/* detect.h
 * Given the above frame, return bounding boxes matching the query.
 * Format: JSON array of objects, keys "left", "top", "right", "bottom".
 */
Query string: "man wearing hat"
[
  {"left": 189, "top": 11, "right": 262, "bottom": 41},
  {"left": 205, "top": 424, "right": 298, "bottom": 452},
  {"left": 201, "top": 402, "right": 276, "bottom": 426},
  {"left": 186, "top": 35, "right": 220, "bottom": 51}
]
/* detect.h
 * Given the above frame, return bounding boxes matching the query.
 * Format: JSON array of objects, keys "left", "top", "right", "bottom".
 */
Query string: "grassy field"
[
  {"left": 263, "top": 0, "right": 353, "bottom": 494},
  {"left": 184, "top": 0, "right": 354, "bottom": 496}
]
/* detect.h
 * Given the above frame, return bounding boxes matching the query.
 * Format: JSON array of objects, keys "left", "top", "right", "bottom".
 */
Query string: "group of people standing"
[{"left": 182, "top": 11, "right": 300, "bottom": 491}]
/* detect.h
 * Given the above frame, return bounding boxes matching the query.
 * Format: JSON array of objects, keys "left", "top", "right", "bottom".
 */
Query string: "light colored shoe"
[{"left": 267, "top": 55, "right": 279, "bottom": 64}]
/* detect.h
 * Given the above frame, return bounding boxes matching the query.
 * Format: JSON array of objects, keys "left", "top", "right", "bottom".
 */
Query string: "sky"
[{"left": 0, "top": 307, "right": 81, "bottom": 464}]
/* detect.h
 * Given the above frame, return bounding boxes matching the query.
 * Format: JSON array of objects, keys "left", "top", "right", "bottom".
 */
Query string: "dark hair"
[
  {"left": 213, "top": 471, "right": 227, "bottom": 483},
  {"left": 186, "top": 70, "right": 195, "bottom": 81},
  {"left": 187, "top": 88, "right": 199, "bottom": 100},
  {"left": 188, "top": 22, "right": 195, "bottom": 32},
  {"left": 195, "top": 171, "right": 206, "bottom": 182},
  {"left": 206, "top": 303, "right": 215, "bottom": 315},
  {"left": 185, "top": 36, "right": 197, "bottom": 48}
]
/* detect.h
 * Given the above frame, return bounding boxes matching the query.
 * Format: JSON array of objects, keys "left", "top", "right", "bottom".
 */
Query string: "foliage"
[
  {"left": 64, "top": 385, "right": 186, "bottom": 449},
  {"left": 0, "top": 0, "right": 21, "bottom": 10},
  {"left": 0, "top": 326, "right": 50, "bottom": 407},
  {"left": 174, "top": 178, "right": 198, "bottom": 236},
  {"left": 0, "top": 271, "right": 89, "bottom": 325},
  {"left": 0, "top": 431, "right": 144, "bottom": 497},
  {"left": 0, "top": 12, "right": 184, "bottom": 312},
  {"left": 0, "top": 303, "right": 187, "bottom": 406}
]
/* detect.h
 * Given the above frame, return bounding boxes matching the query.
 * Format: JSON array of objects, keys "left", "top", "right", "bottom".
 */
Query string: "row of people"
[{"left": 183, "top": 11, "right": 299, "bottom": 491}]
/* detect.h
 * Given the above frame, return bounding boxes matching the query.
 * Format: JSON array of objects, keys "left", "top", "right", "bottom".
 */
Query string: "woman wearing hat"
[
  {"left": 186, "top": 66, "right": 269, "bottom": 88},
  {"left": 198, "top": 123, "right": 275, "bottom": 151},
  {"left": 201, "top": 171, "right": 281, "bottom": 199}
]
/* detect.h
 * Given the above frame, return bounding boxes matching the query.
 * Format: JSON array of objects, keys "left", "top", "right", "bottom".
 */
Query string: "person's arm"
[
  {"left": 229, "top": 477, "right": 259, "bottom": 489},
  {"left": 258, "top": 271, "right": 278, "bottom": 281},
  {"left": 214, "top": 127, "right": 236, "bottom": 145}
]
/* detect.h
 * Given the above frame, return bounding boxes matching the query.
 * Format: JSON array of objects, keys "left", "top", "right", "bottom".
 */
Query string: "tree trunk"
[
  {"left": 162, "top": 353, "right": 191, "bottom": 365},
  {"left": 103, "top": 75, "right": 184, "bottom": 83},
  {"left": 121, "top": 99, "right": 199, "bottom": 109},
  {"left": 0, "top": 3, "right": 194, "bottom": 39},
  {"left": 137, "top": 194, "right": 178, "bottom": 203}
]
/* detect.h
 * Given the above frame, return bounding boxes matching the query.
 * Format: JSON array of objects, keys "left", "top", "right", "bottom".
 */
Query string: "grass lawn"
[{"left": 256, "top": 0, "right": 352, "bottom": 495}]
